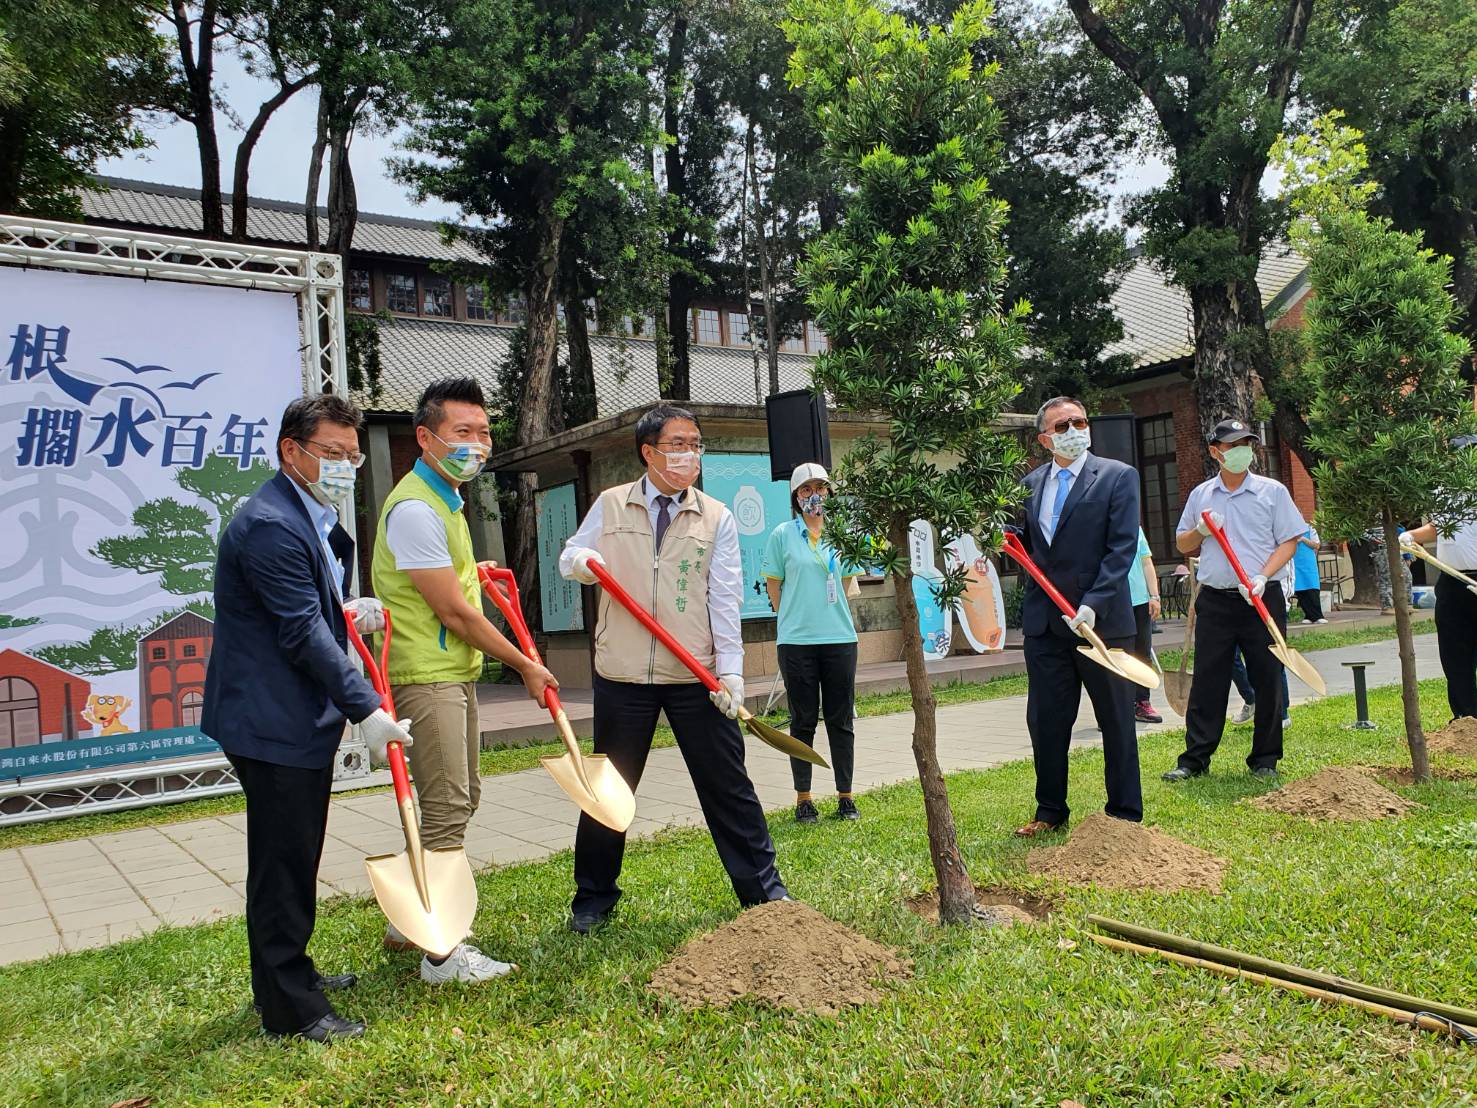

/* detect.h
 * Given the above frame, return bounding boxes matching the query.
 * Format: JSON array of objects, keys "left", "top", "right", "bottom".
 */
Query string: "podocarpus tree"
[
  {"left": 1277, "top": 115, "right": 1477, "bottom": 781},
  {"left": 787, "top": 0, "right": 1027, "bottom": 924}
]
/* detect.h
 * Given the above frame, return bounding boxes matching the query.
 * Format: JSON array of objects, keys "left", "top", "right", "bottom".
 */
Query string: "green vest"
[{"left": 372, "top": 466, "right": 483, "bottom": 684}]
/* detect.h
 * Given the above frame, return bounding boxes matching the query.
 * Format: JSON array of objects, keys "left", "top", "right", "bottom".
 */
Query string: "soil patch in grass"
[
  {"left": 905, "top": 884, "right": 1057, "bottom": 927},
  {"left": 647, "top": 899, "right": 912, "bottom": 1015},
  {"left": 1425, "top": 716, "right": 1477, "bottom": 757},
  {"left": 1026, "top": 812, "right": 1228, "bottom": 893},
  {"left": 1250, "top": 766, "right": 1416, "bottom": 822},
  {"left": 1369, "top": 764, "right": 1477, "bottom": 786}
]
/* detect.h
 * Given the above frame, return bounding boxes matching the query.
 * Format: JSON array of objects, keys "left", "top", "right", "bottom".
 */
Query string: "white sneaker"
[
  {"left": 384, "top": 921, "right": 416, "bottom": 952},
  {"left": 1315, "top": 618, "right": 1328, "bottom": 624},
  {"left": 419, "top": 943, "right": 518, "bottom": 984},
  {"left": 1231, "top": 702, "right": 1255, "bottom": 724}
]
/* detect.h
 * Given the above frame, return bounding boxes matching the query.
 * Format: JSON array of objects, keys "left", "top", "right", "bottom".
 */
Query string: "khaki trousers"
[{"left": 392, "top": 681, "right": 481, "bottom": 851}]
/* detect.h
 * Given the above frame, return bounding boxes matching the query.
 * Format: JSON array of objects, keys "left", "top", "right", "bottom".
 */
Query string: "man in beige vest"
[{"left": 560, "top": 404, "right": 789, "bottom": 932}]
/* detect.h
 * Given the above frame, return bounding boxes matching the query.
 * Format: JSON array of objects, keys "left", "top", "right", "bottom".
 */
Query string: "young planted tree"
[
  {"left": 787, "top": 0, "right": 1026, "bottom": 923},
  {"left": 1278, "top": 115, "right": 1477, "bottom": 780}
]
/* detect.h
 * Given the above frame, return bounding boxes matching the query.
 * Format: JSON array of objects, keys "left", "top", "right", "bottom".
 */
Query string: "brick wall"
[{"left": 1122, "top": 375, "right": 1205, "bottom": 509}]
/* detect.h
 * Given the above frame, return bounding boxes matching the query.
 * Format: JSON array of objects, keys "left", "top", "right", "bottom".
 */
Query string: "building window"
[
  {"left": 0, "top": 676, "right": 41, "bottom": 749},
  {"left": 179, "top": 691, "right": 204, "bottom": 728},
  {"left": 693, "top": 308, "right": 721, "bottom": 345},
  {"left": 182, "top": 644, "right": 197, "bottom": 658},
  {"left": 466, "top": 283, "right": 493, "bottom": 321},
  {"left": 781, "top": 329, "right": 805, "bottom": 353},
  {"left": 348, "top": 269, "right": 372, "bottom": 311},
  {"left": 151, "top": 646, "right": 167, "bottom": 661},
  {"left": 500, "top": 293, "right": 528, "bottom": 325},
  {"left": 1259, "top": 420, "right": 1285, "bottom": 485},
  {"left": 386, "top": 272, "right": 417, "bottom": 314},
  {"left": 805, "top": 320, "right": 827, "bottom": 352},
  {"left": 422, "top": 275, "right": 452, "bottom": 317},
  {"left": 728, "top": 311, "right": 751, "bottom": 346},
  {"left": 1137, "top": 414, "right": 1179, "bottom": 562}
]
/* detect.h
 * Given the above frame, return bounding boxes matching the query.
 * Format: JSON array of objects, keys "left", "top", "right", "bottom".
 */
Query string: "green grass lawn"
[{"left": 2, "top": 679, "right": 1474, "bottom": 1105}]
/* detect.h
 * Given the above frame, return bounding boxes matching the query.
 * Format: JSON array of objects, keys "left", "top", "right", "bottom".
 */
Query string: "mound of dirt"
[
  {"left": 1426, "top": 717, "right": 1477, "bottom": 758},
  {"left": 906, "top": 885, "right": 1056, "bottom": 927},
  {"left": 647, "top": 899, "right": 912, "bottom": 1015},
  {"left": 1026, "top": 812, "right": 1228, "bottom": 893},
  {"left": 1250, "top": 765, "right": 1416, "bottom": 822},
  {"left": 1371, "top": 764, "right": 1477, "bottom": 786}
]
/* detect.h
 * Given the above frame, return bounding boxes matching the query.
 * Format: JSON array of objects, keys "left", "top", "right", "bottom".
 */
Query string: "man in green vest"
[{"left": 371, "top": 376, "right": 557, "bottom": 984}]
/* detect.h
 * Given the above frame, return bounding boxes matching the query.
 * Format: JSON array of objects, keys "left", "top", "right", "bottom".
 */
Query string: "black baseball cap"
[{"left": 1207, "top": 418, "right": 1259, "bottom": 445}]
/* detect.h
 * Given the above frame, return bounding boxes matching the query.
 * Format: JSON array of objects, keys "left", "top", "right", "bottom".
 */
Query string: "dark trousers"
[
  {"left": 227, "top": 752, "right": 335, "bottom": 1034},
  {"left": 1179, "top": 582, "right": 1287, "bottom": 773},
  {"left": 1023, "top": 630, "right": 1142, "bottom": 824},
  {"left": 777, "top": 642, "right": 857, "bottom": 793},
  {"left": 572, "top": 674, "right": 788, "bottom": 917},
  {"left": 1435, "top": 572, "right": 1477, "bottom": 719},
  {"left": 1130, "top": 603, "right": 1154, "bottom": 701},
  {"left": 1295, "top": 587, "right": 1324, "bottom": 622}
]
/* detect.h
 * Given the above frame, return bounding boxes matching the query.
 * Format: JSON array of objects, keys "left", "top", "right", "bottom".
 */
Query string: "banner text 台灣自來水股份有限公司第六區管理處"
[{"left": 0, "top": 267, "right": 304, "bottom": 781}]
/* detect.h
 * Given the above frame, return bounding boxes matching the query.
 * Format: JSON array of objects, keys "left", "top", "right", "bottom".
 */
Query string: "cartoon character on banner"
[
  {"left": 943, "top": 534, "right": 1006, "bottom": 653},
  {"left": 908, "top": 520, "right": 952, "bottom": 661},
  {"left": 83, "top": 693, "right": 133, "bottom": 735}
]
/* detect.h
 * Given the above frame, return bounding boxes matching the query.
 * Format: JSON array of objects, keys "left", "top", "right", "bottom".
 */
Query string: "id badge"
[{"left": 826, "top": 574, "right": 839, "bottom": 605}]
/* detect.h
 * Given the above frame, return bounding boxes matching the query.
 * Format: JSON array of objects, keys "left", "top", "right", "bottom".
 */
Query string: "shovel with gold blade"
[
  {"left": 1001, "top": 532, "right": 1161, "bottom": 689},
  {"left": 584, "top": 559, "right": 829, "bottom": 767},
  {"left": 478, "top": 566, "right": 636, "bottom": 832},
  {"left": 1162, "top": 563, "right": 1199, "bottom": 717},
  {"left": 345, "top": 609, "right": 476, "bottom": 958},
  {"left": 1201, "top": 511, "right": 1327, "bottom": 695},
  {"left": 1400, "top": 540, "right": 1477, "bottom": 596}
]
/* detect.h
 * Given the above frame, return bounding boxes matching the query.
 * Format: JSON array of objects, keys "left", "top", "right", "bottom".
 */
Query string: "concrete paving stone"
[
  {"left": 2, "top": 935, "right": 65, "bottom": 964},
  {"left": 154, "top": 901, "right": 242, "bottom": 928},
  {"left": 21, "top": 860, "right": 120, "bottom": 885},
  {"left": 19, "top": 839, "right": 104, "bottom": 862},
  {"left": 133, "top": 871, "right": 231, "bottom": 898},
  {"left": 60, "top": 919, "right": 154, "bottom": 952},
  {"left": 113, "top": 860, "right": 210, "bottom": 885},
  {"left": 89, "top": 828, "right": 171, "bottom": 851},
  {"left": 3, "top": 916, "right": 63, "bottom": 943},
  {"left": 0, "top": 899, "right": 54, "bottom": 925},
  {"left": 146, "top": 888, "right": 241, "bottom": 915},
  {"left": 491, "top": 842, "right": 553, "bottom": 866},
  {"left": 0, "top": 873, "right": 41, "bottom": 899},
  {"left": 40, "top": 878, "right": 135, "bottom": 905},
  {"left": 324, "top": 874, "right": 373, "bottom": 897}
]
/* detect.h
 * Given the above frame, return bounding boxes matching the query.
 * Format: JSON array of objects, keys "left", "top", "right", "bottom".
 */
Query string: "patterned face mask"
[
  {"left": 1049, "top": 425, "right": 1092, "bottom": 460},
  {"left": 430, "top": 430, "right": 491, "bottom": 481},
  {"left": 800, "top": 493, "right": 826, "bottom": 516},
  {"left": 297, "top": 458, "right": 356, "bottom": 506}
]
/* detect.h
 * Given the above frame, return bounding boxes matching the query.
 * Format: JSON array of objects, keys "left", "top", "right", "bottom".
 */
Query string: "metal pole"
[{"left": 1342, "top": 660, "right": 1378, "bottom": 730}]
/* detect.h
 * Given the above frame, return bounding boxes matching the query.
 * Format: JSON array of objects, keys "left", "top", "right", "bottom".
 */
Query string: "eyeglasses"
[
  {"left": 1049, "top": 417, "right": 1090, "bottom": 435},
  {"left": 295, "top": 438, "right": 366, "bottom": 468},
  {"left": 656, "top": 440, "right": 705, "bottom": 455}
]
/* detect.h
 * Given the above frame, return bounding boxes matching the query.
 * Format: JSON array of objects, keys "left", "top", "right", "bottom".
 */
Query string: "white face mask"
[
  {"left": 657, "top": 449, "right": 701, "bottom": 489},
  {"left": 299, "top": 458, "right": 356, "bottom": 506},
  {"left": 1219, "top": 444, "right": 1255, "bottom": 474},
  {"left": 1049, "top": 425, "right": 1092, "bottom": 461}
]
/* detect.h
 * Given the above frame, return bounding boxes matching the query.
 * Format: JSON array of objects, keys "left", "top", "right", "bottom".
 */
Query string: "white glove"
[
  {"left": 360, "top": 708, "right": 413, "bottom": 768},
  {"left": 1195, "top": 510, "right": 1225, "bottom": 538},
  {"left": 1398, "top": 531, "right": 1419, "bottom": 550},
  {"left": 1237, "top": 574, "right": 1267, "bottom": 604},
  {"left": 709, "top": 674, "right": 745, "bottom": 720},
  {"left": 1064, "top": 604, "right": 1096, "bottom": 634},
  {"left": 345, "top": 597, "right": 385, "bottom": 633},
  {"left": 569, "top": 547, "right": 604, "bottom": 585}
]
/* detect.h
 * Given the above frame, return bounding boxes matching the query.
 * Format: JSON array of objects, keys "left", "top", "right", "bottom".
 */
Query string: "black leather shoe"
[
  {"left": 1249, "top": 765, "right": 1279, "bottom": 780},
  {"left": 1161, "top": 766, "right": 1203, "bottom": 783},
  {"left": 317, "top": 973, "right": 357, "bottom": 992},
  {"left": 569, "top": 910, "right": 612, "bottom": 935},
  {"left": 265, "top": 1011, "right": 366, "bottom": 1042},
  {"left": 835, "top": 797, "right": 860, "bottom": 821},
  {"left": 795, "top": 799, "right": 819, "bottom": 824}
]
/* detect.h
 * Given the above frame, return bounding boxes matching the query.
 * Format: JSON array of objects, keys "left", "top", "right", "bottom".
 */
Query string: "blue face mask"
[
  {"left": 430, "top": 430, "right": 491, "bottom": 481},
  {"left": 801, "top": 493, "right": 825, "bottom": 516}
]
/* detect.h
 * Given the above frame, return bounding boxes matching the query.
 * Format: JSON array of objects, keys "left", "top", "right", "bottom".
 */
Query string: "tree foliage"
[{"left": 788, "top": 0, "right": 1026, "bottom": 924}]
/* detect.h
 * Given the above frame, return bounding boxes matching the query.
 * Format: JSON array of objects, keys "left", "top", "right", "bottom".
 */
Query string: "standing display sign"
[
  {"left": 908, "top": 519, "right": 953, "bottom": 660},
  {"left": 535, "top": 482, "right": 583, "bottom": 631},
  {"left": 0, "top": 214, "right": 352, "bottom": 822},
  {"left": 701, "top": 452, "right": 792, "bottom": 620}
]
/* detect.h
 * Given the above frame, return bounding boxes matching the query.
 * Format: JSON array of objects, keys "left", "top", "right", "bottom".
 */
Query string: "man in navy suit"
[
  {"left": 1011, "top": 396, "right": 1143, "bottom": 836},
  {"left": 203, "top": 394, "right": 411, "bottom": 1042}
]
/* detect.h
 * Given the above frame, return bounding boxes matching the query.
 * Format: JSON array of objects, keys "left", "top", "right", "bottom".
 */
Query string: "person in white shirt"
[
  {"left": 559, "top": 404, "right": 788, "bottom": 933},
  {"left": 1163, "top": 418, "right": 1305, "bottom": 782}
]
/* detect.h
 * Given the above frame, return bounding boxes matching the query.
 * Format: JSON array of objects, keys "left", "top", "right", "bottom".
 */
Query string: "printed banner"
[
  {"left": 702, "top": 452, "right": 793, "bottom": 620},
  {"left": 535, "top": 482, "right": 583, "bottom": 632},
  {"left": 1, "top": 267, "right": 304, "bottom": 780}
]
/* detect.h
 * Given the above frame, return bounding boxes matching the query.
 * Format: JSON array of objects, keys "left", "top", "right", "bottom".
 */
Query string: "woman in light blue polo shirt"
[{"left": 763, "top": 463, "right": 861, "bottom": 824}]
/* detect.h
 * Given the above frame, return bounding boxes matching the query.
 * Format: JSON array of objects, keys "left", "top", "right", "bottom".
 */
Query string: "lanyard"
[{"left": 795, "top": 516, "right": 837, "bottom": 574}]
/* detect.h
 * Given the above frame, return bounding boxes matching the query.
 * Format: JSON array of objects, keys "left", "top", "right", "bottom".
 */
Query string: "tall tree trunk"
[
  {"left": 231, "top": 74, "right": 313, "bottom": 242},
  {"left": 662, "top": 9, "right": 692, "bottom": 401},
  {"left": 749, "top": 152, "right": 781, "bottom": 396},
  {"left": 1347, "top": 540, "right": 1383, "bottom": 607},
  {"left": 1384, "top": 509, "right": 1429, "bottom": 781},
  {"left": 887, "top": 517, "right": 975, "bottom": 925},
  {"left": 305, "top": 96, "right": 329, "bottom": 250},
  {"left": 170, "top": 0, "right": 225, "bottom": 240},
  {"left": 325, "top": 110, "right": 359, "bottom": 259},
  {"left": 1188, "top": 281, "right": 1263, "bottom": 479},
  {"left": 563, "top": 293, "right": 598, "bottom": 427}
]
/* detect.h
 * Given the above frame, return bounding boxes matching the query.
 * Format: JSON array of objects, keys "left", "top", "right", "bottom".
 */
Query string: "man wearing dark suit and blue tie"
[
  {"left": 1010, "top": 396, "right": 1144, "bottom": 837},
  {"left": 203, "top": 394, "right": 413, "bottom": 1042}
]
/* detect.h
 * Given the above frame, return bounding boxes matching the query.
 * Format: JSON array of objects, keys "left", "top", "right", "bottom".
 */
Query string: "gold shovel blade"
[
  {"left": 541, "top": 752, "right": 636, "bottom": 832},
  {"left": 365, "top": 847, "right": 477, "bottom": 959},
  {"left": 742, "top": 711, "right": 830, "bottom": 767},
  {"left": 1162, "top": 670, "right": 1192, "bottom": 716},
  {"left": 1270, "top": 643, "right": 1326, "bottom": 695},
  {"left": 1075, "top": 644, "right": 1162, "bottom": 689}
]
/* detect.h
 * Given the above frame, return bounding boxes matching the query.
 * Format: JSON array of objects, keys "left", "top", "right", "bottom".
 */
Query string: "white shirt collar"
[
  {"left": 1214, "top": 470, "right": 1261, "bottom": 496},
  {"left": 289, "top": 475, "right": 338, "bottom": 538},
  {"left": 641, "top": 475, "right": 687, "bottom": 509}
]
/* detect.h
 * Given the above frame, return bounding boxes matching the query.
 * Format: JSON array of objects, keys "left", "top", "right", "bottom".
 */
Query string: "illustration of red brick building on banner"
[
  {"left": 0, "top": 650, "right": 94, "bottom": 747},
  {"left": 138, "top": 612, "right": 214, "bottom": 730}
]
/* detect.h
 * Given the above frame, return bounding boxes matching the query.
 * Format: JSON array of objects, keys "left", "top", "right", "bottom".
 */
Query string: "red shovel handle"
[
  {"left": 585, "top": 559, "right": 722, "bottom": 694},
  {"left": 1201, "top": 511, "right": 1275, "bottom": 626},
  {"left": 344, "top": 607, "right": 412, "bottom": 806},
  {"left": 1001, "top": 531, "right": 1079, "bottom": 619},
  {"left": 478, "top": 565, "right": 560, "bottom": 715}
]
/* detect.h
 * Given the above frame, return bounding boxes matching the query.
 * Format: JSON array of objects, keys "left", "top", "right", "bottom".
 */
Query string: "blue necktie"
[{"left": 1047, "top": 468, "right": 1072, "bottom": 542}]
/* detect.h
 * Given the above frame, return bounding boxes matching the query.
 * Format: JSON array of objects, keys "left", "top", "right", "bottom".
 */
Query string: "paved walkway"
[{"left": 0, "top": 634, "right": 1433, "bottom": 967}]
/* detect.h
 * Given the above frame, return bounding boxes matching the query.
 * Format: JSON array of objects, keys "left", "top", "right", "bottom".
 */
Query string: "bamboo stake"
[
  {"left": 1087, "top": 915, "right": 1477, "bottom": 1027},
  {"left": 1088, "top": 934, "right": 1477, "bottom": 1045}
]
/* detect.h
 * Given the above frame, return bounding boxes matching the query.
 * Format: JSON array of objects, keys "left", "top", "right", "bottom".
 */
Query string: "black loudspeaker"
[
  {"left": 1091, "top": 413, "right": 1139, "bottom": 469},
  {"left": 765, "top": 389, "right": 832, "bottom": 481}
]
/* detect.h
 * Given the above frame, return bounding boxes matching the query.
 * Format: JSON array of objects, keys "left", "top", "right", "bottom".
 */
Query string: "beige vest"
[{"left": 593, "top": 479, "right": 723, "bottom": 684}]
